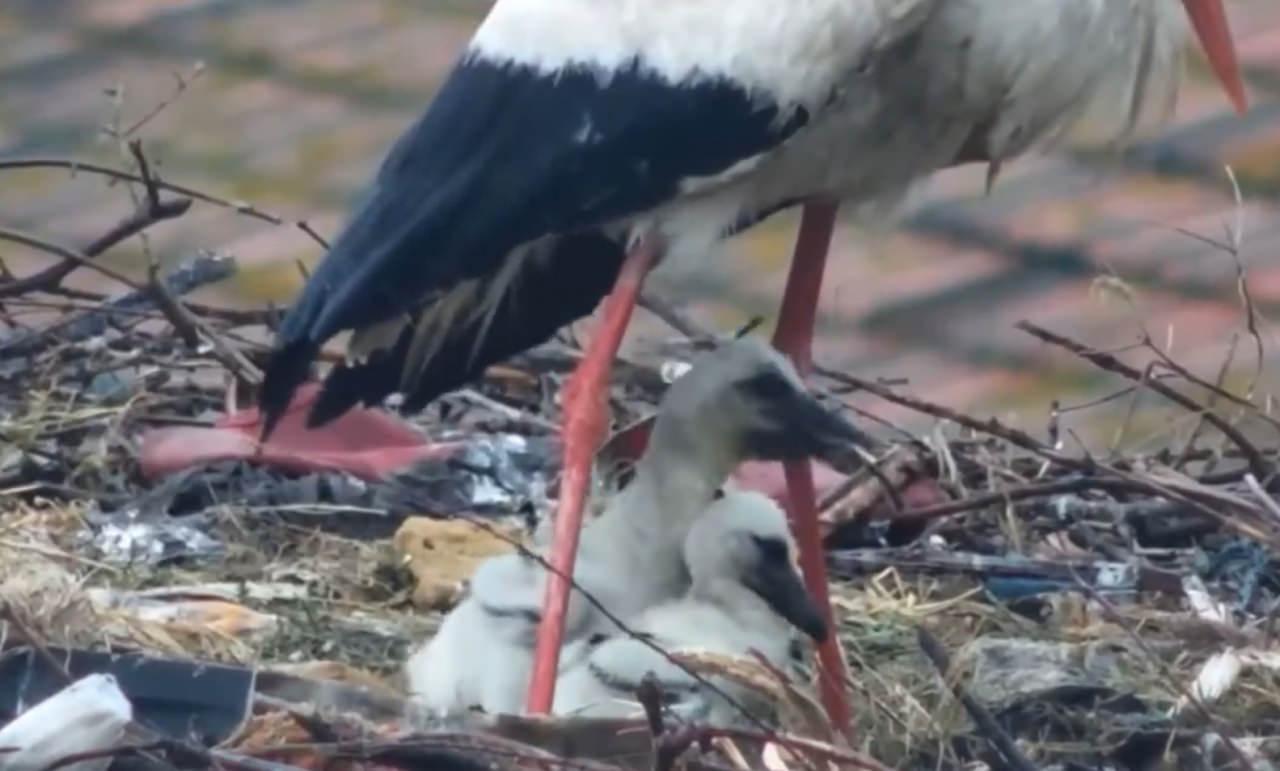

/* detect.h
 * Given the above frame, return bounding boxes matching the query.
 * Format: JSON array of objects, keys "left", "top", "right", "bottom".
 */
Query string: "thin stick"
[
  {"left": 0, "top": 228, "right": 145, "bottom": 293},
  {"left": 1018, "top": 320, "right": 1271, "bottom": 482},
  {"left": 917, "top": 627, "right": 1039, "bottom": 771},
  {"left": 0, "top": 603, "right": 71, "bottom": 684},
  {"left": 0, "top": 158, "right": 329, "bottom": 248}
]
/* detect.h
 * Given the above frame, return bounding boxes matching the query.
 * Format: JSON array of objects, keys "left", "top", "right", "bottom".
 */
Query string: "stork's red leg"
[
  {"left": 1182, "top": 0, "right": 1248, "bottom": 115},
  {"left": 526, "top": 237, "right": 659, "bottom": 714},
  {"left": 772, "top": 201, "right": 854, "bottom": 734}
]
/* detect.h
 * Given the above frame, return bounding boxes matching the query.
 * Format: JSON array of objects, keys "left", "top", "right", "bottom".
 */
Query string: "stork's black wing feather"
[
  {"left": 307, "top": 230, "right": 626, "bottom": 426},
  {"left": 260, "top": 52, "right": 809, "bottom": 432}
]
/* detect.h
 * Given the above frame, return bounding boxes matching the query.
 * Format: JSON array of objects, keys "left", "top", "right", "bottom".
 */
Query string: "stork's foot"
[{"left": 138, "top": 382, "right": 456, "bottom": 482}]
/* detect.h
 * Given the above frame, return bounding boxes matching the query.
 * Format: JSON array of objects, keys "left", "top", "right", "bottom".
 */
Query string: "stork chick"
[
  {"left": 405, "top": 338, "right": 863, "bottom": 715},
  {"left": 553, "top": 490, "right": 826, "bottom": 726}
]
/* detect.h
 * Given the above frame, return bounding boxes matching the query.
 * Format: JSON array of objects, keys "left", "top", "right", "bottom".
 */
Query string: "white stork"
[{"left": 259, "top": 0, "right": 1248, "bottom": 725}]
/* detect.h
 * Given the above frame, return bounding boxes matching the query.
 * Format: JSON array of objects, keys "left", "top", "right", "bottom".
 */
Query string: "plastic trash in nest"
[
  {"left": 983, "top": 559, "right": 1139, "bottom": 603},
  {"left": 78, "top": 505, "right": 215, "bottom": 571},
  {"left": 0, "top": 647, "right": 254, "bottom": 747},
  {"left": 77, "top": 460, "right": 237, "bottom": 564},
  {"left": 0, "top": 673, "right": 132, "bottom": 771},
  {"left": 85, "top": 513, "right": 225, "bottom": 566},
  {"left": 952, "top": 637, "right": 1145, "bottom": 731},
  {"left": 378, "top": 432, "right": 557, "bottom": 516},
  {"left": 1205, "top": 538, "right": 1276, "bottom": 614}
]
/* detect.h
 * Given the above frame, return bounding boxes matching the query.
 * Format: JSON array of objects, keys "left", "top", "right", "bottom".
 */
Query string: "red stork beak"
[{"left": 1182, "top": 0, "right": 1249, "bottom": 114}]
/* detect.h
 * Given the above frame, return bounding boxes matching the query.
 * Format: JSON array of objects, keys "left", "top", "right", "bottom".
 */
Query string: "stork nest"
[{"left": 3, "top": 150, "right": 1280, "bottom": 771}]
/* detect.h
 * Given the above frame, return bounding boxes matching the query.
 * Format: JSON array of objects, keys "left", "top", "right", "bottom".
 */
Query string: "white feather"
[
  {"left": 471, "top": 0, "right": 936, "bottom": 110},
  {"left": 1175, "top": 649, "right": 1243, "bottom": 714},
  {"left": 643, "top": 0, "right": 1191, "bottom": 262}
]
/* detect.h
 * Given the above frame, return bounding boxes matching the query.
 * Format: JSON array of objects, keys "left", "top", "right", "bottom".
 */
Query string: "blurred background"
[{"left": 2, "top": 0, "right": 1280, "bottom": 445}]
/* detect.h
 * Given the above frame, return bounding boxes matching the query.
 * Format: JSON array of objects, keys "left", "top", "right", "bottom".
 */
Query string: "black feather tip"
[{"left": 258, "top": 339, "right": 319, "bottom": 442}]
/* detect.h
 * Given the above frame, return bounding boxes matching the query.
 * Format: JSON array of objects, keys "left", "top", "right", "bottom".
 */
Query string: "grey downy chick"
[
  {"left": 552, "top": 490, "right": 828, "bottom": 726},
  {"left": 405, "top": 338, "right": 863, "bottom": 716}
]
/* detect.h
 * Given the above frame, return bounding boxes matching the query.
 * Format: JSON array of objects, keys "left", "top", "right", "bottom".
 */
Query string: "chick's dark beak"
[
  {"left": 743, "top": 560, "right": 829, "bottom": 643},
  {"left": 743, "top": 390, "right": 868, "bottom": 467}
]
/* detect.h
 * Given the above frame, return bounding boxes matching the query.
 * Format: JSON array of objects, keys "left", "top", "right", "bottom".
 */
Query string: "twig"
[
  {"left": 1018, "top": 320, "right": 1272, "bottom": 482},
  {"left": 0, "top": 227, "right": 146, "bottom": 293},
  {"left": 820, "top": 450, "right": 916, "bottom": 526},
  {"left": 916, "top": 627, "right": 1039, "bottom": 771},
  {"left": 1173, "top": 335, "right": 1240, "bottom": 469},
  {"left": 0, "top": 158, "right": 328, "bottom": 248},
  {"left": 127, "top": 142, "right": 201, "bottom": 350},
  {"left": 636, "top": 674, "right": 667, "bottom": 738},
  {"left": 638, "top": 291, "right": 716, "bottom": 344},
  {"left": 812, "top": 367, "right": 1073, "bottom": 469},
  {"left": 816, "top": 366, "right": 1280, "bottom": 547},
  {"left": 635, "top": 674, "right": 692, "bottom": 771},
  {"left": 1110, "top": 360, "right": 1157, "bottom": 455},
  {"left": 1147, "top": 337, "right": 1280, "bottom": 434},
  {"left": 296, "top": 220, "right": 331, "bottom": 250},
  {"left": 113, "top": 142, "right": 262, "bottom": 385},
  {"left": 268, "top": 735, "right": 612, "bottom": 771},
  {"left": 0, "top": 603, "right": 71, "bottom": 684},
  {"left": 1220, "top": 165, "right": 1266, "bottom": 402},
  {"left": 37, "top": 744, "right": 168, "bottom": 771},
  {"left": 114, "top": 62, "right": 205, "bottom": 139},
  {"left": 699, "top": 728, "right": 892, "bottom": 771},
  {"left": 1071, "top": 574, "right": 1258, "bottom": 771},
  {"left": 0, "top": 163, "right": 191, "bottom": 298},
  {"left": 456, "top": 388, "right": 559, "bottom": 433},
  {"left": 840, "top": 476, "right": 1145, "bottom": 525},
  {"left": 1244, "top": 473, "right": 1280, "bottom": 523},
  {"left": 0, "top": 252, "right": 237, "bottom": 358}
]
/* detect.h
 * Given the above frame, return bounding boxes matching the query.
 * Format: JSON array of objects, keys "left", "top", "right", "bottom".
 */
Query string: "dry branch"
[
  {"left": 917, "top": 627, "right": 1038, "bottom": 771},
  {"left": 1017, "top": 320, "right": 1272, "bottom": 482},
  {"left": 0, "top": 169, "right": 191, "bottom": 299},
  {"left": 0, "top": 158, "right": 328, "bottom": 248}
]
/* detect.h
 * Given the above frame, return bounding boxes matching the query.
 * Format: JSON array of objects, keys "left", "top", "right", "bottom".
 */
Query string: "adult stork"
[{"left": 260, "top": 0, "right": 1248, "bottom": 726}]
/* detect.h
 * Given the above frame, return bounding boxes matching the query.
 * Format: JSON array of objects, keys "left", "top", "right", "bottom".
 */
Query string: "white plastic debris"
[
  {"left": 91, "top": 517, "right": 224, "bottom": 566},
  {"left": 760, "top": 742, "right": 791, "bottom": 771},
  {"left": 0, "top": 673, "right": 133, "bottom": 771},
  {"left": 1175, "top": 649, "right": 1243, "bottom": 715},
  {"left": 1182, "top": 574, "right": 1232, "bottom": 625},
  {"left": 660, "top": 359, "right": 693, "bottom": 384}
]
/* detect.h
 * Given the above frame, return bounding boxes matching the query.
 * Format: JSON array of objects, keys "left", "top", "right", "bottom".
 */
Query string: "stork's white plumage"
[
  {"left": 404, "top": 339, "right": 862, "bottom": 715},
  {"left": 552, "top": 490, "right": 825, "bottom": 726},
  {"left": 260, "top": 0, "right": 1247, "bottom": 725},
  {"left": 643, "top": 0, "right": 1208, "bottom": 260}
]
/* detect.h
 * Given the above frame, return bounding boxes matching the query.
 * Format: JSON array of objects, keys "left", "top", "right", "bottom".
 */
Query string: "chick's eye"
[
  {"left": 739, "top": 372, "right": 792, "bottom": 400},
  {"left": 751, "top": 535, "right": 789, "bottom": 564}
]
